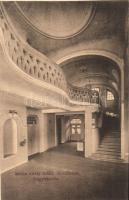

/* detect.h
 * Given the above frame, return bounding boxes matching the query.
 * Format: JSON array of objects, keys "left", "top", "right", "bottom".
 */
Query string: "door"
[
  {"left": 70, "top": 118, "right": 84, "bottom": 141},
  {"left": 27, "top": 115, "right": 39, "bottom": 156}
]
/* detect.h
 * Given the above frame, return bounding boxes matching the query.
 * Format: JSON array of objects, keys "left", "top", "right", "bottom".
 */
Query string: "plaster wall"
[
  {"left": 61, "top": 116, "right": 70, "bottom": 143},
  {"left": 0, "top": 101, "right": 28, "bottom": 173}
]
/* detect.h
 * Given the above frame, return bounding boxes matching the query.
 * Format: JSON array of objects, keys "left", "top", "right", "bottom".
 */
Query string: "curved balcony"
[
  {"left": 0, "top": 7, "right": 100, "bottom": 107},
  {"left": 68, "top": 84, "right": 100, "bottom": 104},
  {"left": 0, "top": 7, "right": 67, "bottom": 92}
]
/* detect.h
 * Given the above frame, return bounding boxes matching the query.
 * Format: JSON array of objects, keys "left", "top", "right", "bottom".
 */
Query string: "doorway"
[
  {"left": 56, "top": 116, "right": 62, "bottom": 145},
  {"left": 27, "top": 115, "right": 39, "bottom": 156},
  {"left": 56, "top": 114, "right": 85, "bottom": 156}
]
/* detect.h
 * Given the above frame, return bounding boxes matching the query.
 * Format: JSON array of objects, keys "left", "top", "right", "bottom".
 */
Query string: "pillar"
[
  {"left": 84, "top": 105, "right": 100, "bottom": 158},
  {"left": 84, "top": 108, "right": 92, "bottom": 157},
  {"left": 121, "top": 6, "right": 129, "bottom": 162}
]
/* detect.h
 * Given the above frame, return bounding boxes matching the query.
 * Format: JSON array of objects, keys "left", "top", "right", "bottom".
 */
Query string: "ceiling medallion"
[{"left": 15, "top": 2, "right": 96, "bottom": 39}]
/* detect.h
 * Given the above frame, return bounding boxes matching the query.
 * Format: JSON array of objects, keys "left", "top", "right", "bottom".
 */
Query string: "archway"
[
  {"left": 3, "top": 119, "right": 18, "bottom": 158},
  {"left": 58, "top": 53, "right": 123, "bottom": 161}
]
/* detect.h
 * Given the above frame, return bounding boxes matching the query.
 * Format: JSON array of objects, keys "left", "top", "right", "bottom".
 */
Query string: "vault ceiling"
[
  {"left": 2, "top": 1, "right": 127, "bottom": 59},
  {"left": 61, "top": 56, "right": 120, "bottom": 92},
  {"left": 15, "top": 2, "right": 95, "bottom": 39}
]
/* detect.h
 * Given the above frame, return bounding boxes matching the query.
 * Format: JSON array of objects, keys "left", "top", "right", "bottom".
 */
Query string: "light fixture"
[
  {"left": 80, "top": 66, "right": 87, "bottom": 73},
  {"left": 9, "top": 110, "right": 18, "bottom": 118}
]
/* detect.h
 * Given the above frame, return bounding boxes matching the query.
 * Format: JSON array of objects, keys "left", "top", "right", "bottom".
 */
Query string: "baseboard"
[{"left": 1, "top": 160, "right": 28, "bottom": 174}]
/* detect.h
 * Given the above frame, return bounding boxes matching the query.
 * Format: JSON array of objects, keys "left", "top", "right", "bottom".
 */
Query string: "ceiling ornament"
[
  {"left": 80, "top": 66, "right": 88, "bottom": 73},
  {"left": 14, "top": 2, "right": 96, "bottom": 39}
]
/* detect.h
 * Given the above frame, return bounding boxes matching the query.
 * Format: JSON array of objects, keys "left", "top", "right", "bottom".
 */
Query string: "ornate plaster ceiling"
[{"left": 15, "top": 2, "right": 95, "bottom": 39}]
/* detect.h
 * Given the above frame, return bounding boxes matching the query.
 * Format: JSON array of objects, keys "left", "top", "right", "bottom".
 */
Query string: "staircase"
[{"left": 91, "top": 130, "right": 122, "bottom": 163}]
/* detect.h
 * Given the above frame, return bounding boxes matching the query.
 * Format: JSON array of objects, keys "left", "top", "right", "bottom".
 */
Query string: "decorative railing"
[
  {"left": 0, "top": 7, "right": 100, "bottom": 105},
  {"left": 0, "top": 8, "right": 67, "bottom": 92},
  {"left": 68, "top": 84, "right": 100, "bottom": 104}
]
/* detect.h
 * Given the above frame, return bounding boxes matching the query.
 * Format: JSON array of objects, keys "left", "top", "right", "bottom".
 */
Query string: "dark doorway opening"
[{"left": 56, "top": 116, "right": 62, "bottom": 145}]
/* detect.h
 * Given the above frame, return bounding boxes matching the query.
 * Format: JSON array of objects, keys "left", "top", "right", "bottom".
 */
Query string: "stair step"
[
  {"left": 104, "top": 136, "right": 120, "bottom": 138},
  {"left": 102, "top": 140, "right": 121, "bottom": 142},
  {"left": 97, "top": 150, "right": 121, "bottom": 155},
  {"left": 104, "top": 135, "right": 121, "bottom": 139},
  {"left": 100, "top": 141, "right": 120, "bottom": 144},
  {"left": 98, "top": 147, "right": 121, "bottom": 152},
  {"left": 104, "top": 135, "right": 120, "bottom": 137},
  {"left": 94, "top": 151, "right": 121, "bottom": 156},
  {"left": 91, "top": 157, "right": 123, "bottom": 163},
  {"left": 111, "top": 134, "right": 120, "bottom": 135},
  {"left": 100, "top": 147, "right": 121, "bottom": 151},
  {"left": 92, "top": 154, "right": 121, "bottom": 160},
  {"left": 106, "top": 131, "right": 120, "bottom": 133},
  {"left": 100, "top": 144, "right": 120, "bottom": 147},
  {"left": 99, "top": 148, "right": 121, "bottom": 152},
  {"left": 92, "top": 155, "right": 121, "bottom": 161},
  {"left": 91, "top": 130, "right": 121, "bottom": 162},
  {"left": 100, "top": 142, "right": 120, "bottom": 146},
  {"left": 100, "top": 144, "right": 121, "bottom": 148},
  {"left": 111, "top": 131, "right": 120, "bottom": 133},
  {"left": 102, "top": 141, "right": 120, "bottom": 143},
  {"left": 101, "top": 142, "right": 121, "bottom": 145}
]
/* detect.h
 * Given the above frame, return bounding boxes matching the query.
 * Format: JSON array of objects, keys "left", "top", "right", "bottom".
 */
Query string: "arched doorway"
[{"left": 3, "top": 119, "right": 18, "bottom": 158}]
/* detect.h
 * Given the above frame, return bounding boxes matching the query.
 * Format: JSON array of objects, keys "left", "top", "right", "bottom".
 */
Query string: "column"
[
  {"left": 84, "top": 108, "right": 92, "bottom": 157},
  {"left": 121, "top": 8, "right": 129, "bottom": 162},
  {"left": 38, "top": 113, "right": 48, "bottom": 152}
]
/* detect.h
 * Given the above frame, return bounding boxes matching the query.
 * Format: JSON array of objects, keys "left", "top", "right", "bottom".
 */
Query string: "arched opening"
[
  {"left": 60, "top": 54, "right": 122, "bottom": 161},
  {"left": 3, "top": 119, "right": 18, "bottom": 158}
]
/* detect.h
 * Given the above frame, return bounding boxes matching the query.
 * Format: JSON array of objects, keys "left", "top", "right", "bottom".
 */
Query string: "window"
[
  {"left": 72, "top": 127, "right": 75, "bottom": 134},
  {"left": 77, "top": 126, "right": 81, "bottom": 134},
  {"left": 27, "top": 116, "right": 37, "bottom": 124},
  {"left": 71, "top": 118, "right": 81, "bottom": 124},
  {"left": 71, "top": 118, "right": 82, "bottom": 135},
  {"left": 92, "top": 87, "right": 100, "bottom": 92},
  {"left": 107, "top": 91, "right": 114, "bottom": 100}
]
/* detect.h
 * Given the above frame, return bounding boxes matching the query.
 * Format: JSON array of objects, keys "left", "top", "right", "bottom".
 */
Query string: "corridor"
[{"left": 2, "top": 143, "right": 128, "bottom": 200}]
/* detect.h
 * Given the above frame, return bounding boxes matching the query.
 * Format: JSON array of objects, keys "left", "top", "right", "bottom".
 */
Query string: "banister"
[{"left": 0, "top": 6, "right": 100, "bottom": 106}]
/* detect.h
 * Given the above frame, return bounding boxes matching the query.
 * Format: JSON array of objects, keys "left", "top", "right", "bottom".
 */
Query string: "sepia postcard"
[{"left": 0, "top": 1, "right": 128, "bottom": 200}]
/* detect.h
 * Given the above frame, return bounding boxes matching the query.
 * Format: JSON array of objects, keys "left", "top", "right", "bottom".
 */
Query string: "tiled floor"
[{"left": 1, "top": 142, "right": 128, "bottom": 200}]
